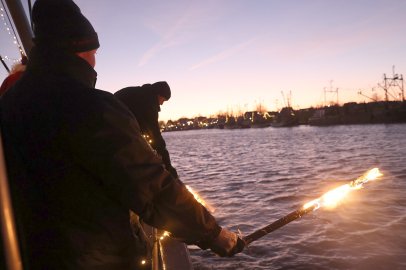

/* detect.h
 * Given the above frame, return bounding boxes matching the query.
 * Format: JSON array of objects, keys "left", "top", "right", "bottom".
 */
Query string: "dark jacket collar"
[{"left": 27, "top": 46, "right": 97, "bottom": 88}]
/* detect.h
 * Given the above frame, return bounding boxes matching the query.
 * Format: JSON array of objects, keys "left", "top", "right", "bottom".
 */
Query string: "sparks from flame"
[
  {"left": 303, "top": 168, "right": 382, "bottom": 210},
  {"left": 186, "top": 185, "right": 215, "bottom": 213}
]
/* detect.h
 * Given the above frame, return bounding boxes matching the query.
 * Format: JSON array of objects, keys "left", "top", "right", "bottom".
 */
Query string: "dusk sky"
[{"left": 1, "top": 0, "right": 405, "bottom": 121}]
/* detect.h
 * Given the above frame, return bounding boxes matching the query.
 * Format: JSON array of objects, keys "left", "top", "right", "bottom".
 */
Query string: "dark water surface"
[{"left": 163, "top": 124, "right": 406, "bottom": 270}]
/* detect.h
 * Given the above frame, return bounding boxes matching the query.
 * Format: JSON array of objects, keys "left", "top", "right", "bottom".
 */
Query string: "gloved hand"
[{"left": 209, "top": 228, "right": 245, "bottom": 257}]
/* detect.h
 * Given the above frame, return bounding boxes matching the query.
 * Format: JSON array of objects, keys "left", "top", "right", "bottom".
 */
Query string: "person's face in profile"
[{"left": 157, "top": 95, "right": 167, "bottom": 105}]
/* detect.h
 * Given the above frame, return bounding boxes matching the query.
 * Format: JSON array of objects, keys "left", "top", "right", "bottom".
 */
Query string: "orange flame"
[
  {"left": 303, "top": 168, "right": 382, "bottom": 210},
  {"left": 186, "top": 185, "right": 215, "bottom": 213}
]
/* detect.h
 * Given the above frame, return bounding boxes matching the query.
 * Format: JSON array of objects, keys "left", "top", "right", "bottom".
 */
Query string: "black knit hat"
[
  {"left": 151, "top": 81, "right": 171, "bottom": 100},
  {"left": 32, "top": 0, "right": 100, "bottom": 52}
]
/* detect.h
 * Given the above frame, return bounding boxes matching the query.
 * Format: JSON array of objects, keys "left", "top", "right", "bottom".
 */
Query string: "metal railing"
[{"left": 0, "top": 131, "right": 23, "bottom": 270}]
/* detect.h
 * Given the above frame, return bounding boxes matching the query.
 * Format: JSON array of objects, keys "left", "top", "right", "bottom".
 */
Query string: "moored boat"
[{"left": 271, "top": 107, "right": 299, "bottom": 127}]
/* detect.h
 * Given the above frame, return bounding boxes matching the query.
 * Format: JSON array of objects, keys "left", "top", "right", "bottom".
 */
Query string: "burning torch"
[{"left": 243, "top": 168, "right": 383, "bottom": 245}]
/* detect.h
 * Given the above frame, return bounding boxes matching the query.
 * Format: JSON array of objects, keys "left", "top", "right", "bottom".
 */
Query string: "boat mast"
[{"left": 379, "top": 66, "right": 404, "bottom": 102}]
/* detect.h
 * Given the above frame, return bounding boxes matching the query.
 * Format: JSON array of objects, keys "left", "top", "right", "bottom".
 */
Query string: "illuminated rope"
[{"left": 0, "top": 1, "right": 25, "bottom": 64}]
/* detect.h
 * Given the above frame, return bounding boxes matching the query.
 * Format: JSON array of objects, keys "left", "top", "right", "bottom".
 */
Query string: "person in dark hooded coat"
[
  {"left": 115, "top": 81, "right": 179, "bottom": 178},
  {"left": 0, "top": 0, "right": 244, "bottom": 269}
]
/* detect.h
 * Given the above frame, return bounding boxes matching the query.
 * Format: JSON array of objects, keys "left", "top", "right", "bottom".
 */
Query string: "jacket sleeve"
[
  {"left": 145, "top": 107, "right": 179, "bottom": 178},
  {"left": 64, "top": 91, "right": 220, "bottom": 248}
]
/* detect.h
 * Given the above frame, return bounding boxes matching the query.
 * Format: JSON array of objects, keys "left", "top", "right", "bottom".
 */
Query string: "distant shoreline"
[{"left": 162, "top": 100, "right": 406, "bottom": 132}]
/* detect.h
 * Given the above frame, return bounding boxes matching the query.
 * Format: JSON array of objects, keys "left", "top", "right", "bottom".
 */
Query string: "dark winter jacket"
[
  {"left": 0, "top": 47, "right": 220, "bottom": 270},
  {"left": 115, "top": 84, "right": 179, "bottom": 178}
]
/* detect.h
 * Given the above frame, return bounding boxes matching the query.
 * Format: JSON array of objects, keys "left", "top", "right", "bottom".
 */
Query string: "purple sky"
[{"left": 1, "top": 0, "right": 405, "bottom": 121}]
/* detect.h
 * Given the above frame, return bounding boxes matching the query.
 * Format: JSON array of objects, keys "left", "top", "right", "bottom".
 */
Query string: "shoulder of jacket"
[{"left": 115, "top": 86, "right": 141, "bottom": 94}]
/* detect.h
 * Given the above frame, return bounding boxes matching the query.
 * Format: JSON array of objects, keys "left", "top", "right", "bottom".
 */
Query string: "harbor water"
[{"left": 163, "top": 124, "right": 406, "bottom": 270}]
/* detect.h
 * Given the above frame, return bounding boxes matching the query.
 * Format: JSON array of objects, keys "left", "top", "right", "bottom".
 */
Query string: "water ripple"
[{"left": 164, "top": 124, "right": 406, "bottom": 269}]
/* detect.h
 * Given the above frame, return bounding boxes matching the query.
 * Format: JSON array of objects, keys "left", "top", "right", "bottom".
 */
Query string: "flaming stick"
[{"left": 243, "top": 168, "right": 382, "bottom": 245}]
